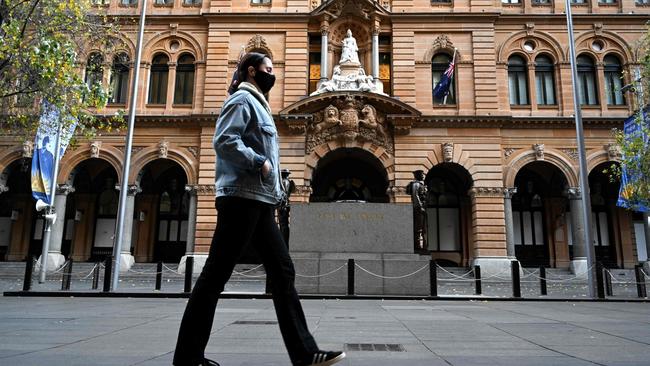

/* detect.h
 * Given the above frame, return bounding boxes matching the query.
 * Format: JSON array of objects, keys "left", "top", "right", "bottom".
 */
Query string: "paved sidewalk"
[{"left": 0, "top": 297, "right": 649, "bottom": 366}]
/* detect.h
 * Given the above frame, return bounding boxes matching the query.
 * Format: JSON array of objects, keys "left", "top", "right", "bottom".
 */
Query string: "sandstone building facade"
[{"left": 0, "top": 0, "right": 649, "bottom": 274}]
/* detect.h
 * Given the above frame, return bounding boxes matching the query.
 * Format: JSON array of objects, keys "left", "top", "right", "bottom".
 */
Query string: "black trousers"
[{"left": 173, "top": 197, "right": 318, "bottom": 365}]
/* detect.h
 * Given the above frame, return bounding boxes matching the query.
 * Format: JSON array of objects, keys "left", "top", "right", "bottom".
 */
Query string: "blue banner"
[
  {"left": 617, "top": 109, "right": 649, "bottom": 212},
  {"left": 30, "top": 102, "right": 77, "bottom": 206}
]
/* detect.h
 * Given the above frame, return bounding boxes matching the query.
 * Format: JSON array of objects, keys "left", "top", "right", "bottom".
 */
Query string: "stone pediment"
[
  {"left": 279, "top": 92, "right": 421, "bottom": 154},
  {"left": 311, "top": 0, "right": 390, "bottom": 18}
]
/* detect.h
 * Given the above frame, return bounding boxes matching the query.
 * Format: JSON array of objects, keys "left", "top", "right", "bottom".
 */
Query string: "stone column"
[
  {"left": 469, "top": 187, "right": 510, "bottom": 276},
  {"left": 567, "top": 187, "right": 588, "bottom": 276},
  {"left": 166, "top": 62, "right": 177, "bottom": 109},
  {"left": 40, "top": 184, "right": 75, "bottom": 271},
  {"left": 178, "top": 185, "right": 198, "bottom": 273},
  {"left": 372, "top": 29, "right": 380, "bottom": 81},
  {"left": 320, "top": 22, "right": 329, "bottom": 82},
  {"left": 503, "top": 187, "right": 517, "bottom": 259},
  {"left": 117, "top": 184, "right": 140, "bottom": 272}
]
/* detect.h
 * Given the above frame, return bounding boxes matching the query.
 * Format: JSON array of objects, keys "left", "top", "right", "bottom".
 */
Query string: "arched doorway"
[
  {"left": 512, "top": 162, "right": 568, "bottom": 267},
  {"left": 69, "top": 159, "right": 119, "bottom": 261},
  {"left": 0, "top": 158, "right": 40, "bottom": 261},
  {"left": 424, "top": 163, "right": 473, "bottom": 265},
  {"left": 588, "top": 162, "right": 620, "bottom": 267},
  {"left": 310, "top": 148, "right": 389, "bottom": 203},
  {"left": 138, "top": 159, "right": 189, "bottom": 263}
]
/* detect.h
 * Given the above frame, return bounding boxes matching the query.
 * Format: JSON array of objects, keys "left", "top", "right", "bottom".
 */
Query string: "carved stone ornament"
[
  {"left": 469, "top": 187, "right": 506, "bottom": 197},
  {"left": 246, "top": 35, "right": 273, "bottom": 59},
  {"left": 22, "top": 140, "right": 33, "bottom": 158},
  {"left": 307, "top": 97, "right": 392, "bottom": 154},
  {"left": 606, "top": 143, "right": 621, "bottom": 160},
  {"left": 504, "top": 148, "right": 516, "bottom": 159},
  {"left": 433, "top": 35, "right": 452, "bottom": 50},
  {"left": 593, "top": 23, "right": 603, "bottom": 36},
  {"left": 195, "top": 184, "right": 216, "bottom": 196},
  {"left": 525, "top": 23, "right": 535, "bottom": 36},
  {"left": 533, "top": 143, "right": 545, "bottom": 161},
  {"left": 442, "top": 142, "right": 454, "bottom": 163},
  {"left": 561, "top": 148, "right": 578, "bottom": 161},
  {"left": 158, "top": 140, "right": 169, "bottom": 159},
  {"left": 90, "top": 141, "right": 101, "bottom": 158}
]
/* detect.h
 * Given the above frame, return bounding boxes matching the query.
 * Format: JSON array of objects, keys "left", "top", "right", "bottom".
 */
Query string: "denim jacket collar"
[{"left": 238, "top": 82, "right": 272, "bottom": 115}]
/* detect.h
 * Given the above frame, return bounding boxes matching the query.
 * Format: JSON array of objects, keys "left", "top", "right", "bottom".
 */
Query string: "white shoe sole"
[{"left": 313, "top": 352, "right": 346, "bottom": 366}]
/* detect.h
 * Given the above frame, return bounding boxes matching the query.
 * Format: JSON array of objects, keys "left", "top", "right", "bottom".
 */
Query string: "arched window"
[
  {"left": 431, "top": 53, "right": 455, "bottom": 105},
  {"left": 534, "top": 55, "right": 556, "bottom": 105},
  {"left": 85, "top": 53, "right": 104, "bottom": 90},
  {"left": 508, "top": 55, "right": 529, "bottom": 105},
  {"left": 109, "top": 53, "right": 130, "bottom": 104},
  {"left": 174, "top": 54, "right": 195, "bottom": 105},
  {"left": 148, "top": 54, "right": 169, "bottom": 104},
  {"left": 577, "top": 54, "right": 598, "bottom": 105},
  {"left": 604, "top": 54, "right": 625, "bottom": 106}
]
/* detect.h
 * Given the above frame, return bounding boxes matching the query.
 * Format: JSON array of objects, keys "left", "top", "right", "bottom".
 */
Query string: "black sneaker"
[
  {"left": 201, "top": 359, "right": 220, "bottom": 366},
  {"left": 305, "top": 350, "right": 346, "bottom": 366}
]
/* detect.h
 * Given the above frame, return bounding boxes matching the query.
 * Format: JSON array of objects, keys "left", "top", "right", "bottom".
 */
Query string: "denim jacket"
[{"left": 213, "top": 83, "right": 283, "bottom": 205}]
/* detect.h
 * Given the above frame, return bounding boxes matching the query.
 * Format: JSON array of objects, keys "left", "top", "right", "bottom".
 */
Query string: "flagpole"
[
  {"left": 111, "top": 0, "right": 147, "bottom": 291},
  {"left": 38, "top": 119, "right": 62, "bottom": 284},
  {"left": 442, "top": 48, "right": 457, "bottom": 106},
  {"left": 564, "top": 0, "right": 597, "bottom": 298}
]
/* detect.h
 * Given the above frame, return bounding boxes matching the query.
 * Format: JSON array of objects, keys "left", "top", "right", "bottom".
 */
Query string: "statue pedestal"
[{"left": 339, "top": 62, "right": 362, "bottom": 77}]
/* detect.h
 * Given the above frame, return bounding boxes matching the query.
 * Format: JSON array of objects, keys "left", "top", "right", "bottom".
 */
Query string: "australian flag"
[
  {"left": 31, "top": 102, "right": 76, "bottom": 206},
  {"left": 433, "top": 58, "right": 456, "bottom": 100}
]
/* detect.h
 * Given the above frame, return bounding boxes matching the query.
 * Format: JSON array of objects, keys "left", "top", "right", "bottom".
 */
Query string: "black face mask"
[{"left": 254, "top": 70, "right": 276, "bottom": 94}]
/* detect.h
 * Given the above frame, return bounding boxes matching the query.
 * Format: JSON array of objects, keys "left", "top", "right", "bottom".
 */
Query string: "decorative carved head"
[
  {"left": 90, "top": 141, "right": 101, "bottom": 158},
  {"left": 442, "top": 142, "right": 454, "bottom": 163},
  {"left": 606, "top": 143, "right": 621, "bottom": 160},
  {"left": 361, "top": 104, "right": 376, "bottom": 118},
  {"left": 346, "top": 29, "right": 352, "bottom": 38},
  {"left": 533, "top": 143, "right": 545, "bottom": 160},
  {"left": 22, "top": 141, "right": 33, "bottom": 158},
  {"left": 325, "top": 105, "right": 339, "bottom": 119},
  {"left": 158, "top": 140, "right": 169, "bottom": 159}
]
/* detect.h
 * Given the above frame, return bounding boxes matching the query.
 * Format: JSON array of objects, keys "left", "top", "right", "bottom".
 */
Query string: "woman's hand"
[{"left": 261, "top": 159, "right": 272, "bottom": 178}]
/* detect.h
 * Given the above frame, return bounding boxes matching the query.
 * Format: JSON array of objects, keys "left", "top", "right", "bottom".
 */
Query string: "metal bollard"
[
  {"left": 429, "top": 260, "right": 437, "bottom": 297},
  {"left": 103, "top": 256, "right": 113, "bottom": 293},
  {"left": 634, "top": 265, "right": 647, "bottom": 298},
  {"left": 155, "top": 261, "right": 163, "bottom": 291},
  {"left": 474, "top": 265, "right": 482, "bottom": 295},
  {"left": 511, "top": 260, "right": 521, "bottom": 298},
  {"left": 61, "top": 259, "right": 73, "bottom": 291},
  {"left": 539, "top": 266, "right": 547, "bottom": 296},
  {"left": 22, "top": 256, "right": 34, "bottom": 292},
  {"left": 596, "top": 262, "right": 607, "bottom": 298},
  {"left": 92, "top": 262, "right": 100, "bottom": 290},
  {"left": 184, "top": 256, "right": 194, "bottom": 293},
  {"left": 347, "top": 259, "right": 355, "bottom": 296}
]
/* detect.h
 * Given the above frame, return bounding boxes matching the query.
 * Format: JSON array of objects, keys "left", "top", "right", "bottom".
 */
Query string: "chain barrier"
[
  {"left": 353, "top": 262, "right": 429, "bottom": 280},
  {"left": 435, "top": 264, "right": 475, "bottom": 280},
  {"left": 296, "top": 263, "right": 348, "bottom": 278},
  {"left": 232, "top": 264, "right": 264, "bottom": 275},
  {"left": 162, "top": 264, "right": 185, "bottom": 275},
  {"left": 68, "top": 263, "right": 100, "bottom": 280},
  {"left": 518, "top": 265, "right": 595, "bottom": 283},
  {"left": 38, "top": 260, "right": 70, "bottom": 275},
  {"left": 604, "top": 269, "right": 649, "bottom": 286}
]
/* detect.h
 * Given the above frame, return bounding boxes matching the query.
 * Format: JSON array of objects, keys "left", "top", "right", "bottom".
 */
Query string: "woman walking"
[{"left": 173, "top": 52, "right": 346, "bottom": 366}]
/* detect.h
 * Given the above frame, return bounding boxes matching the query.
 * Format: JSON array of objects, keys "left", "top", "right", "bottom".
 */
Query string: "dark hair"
[{"left": 227, "top": 52, "right": 270, "bottom": 95}]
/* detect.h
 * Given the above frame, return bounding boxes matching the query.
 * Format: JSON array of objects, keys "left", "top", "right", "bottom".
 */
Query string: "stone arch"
[
  {"left": 129, "top": 145, "right": 198, "bottom": 185},
  {"left": 58, "top": 144, "right": 124, "bottom": 184},
  {"left": 572, "top": 31, "right": 634, "bottom": 63},
  {"left": 587, "top": 148, "right": 620, "bottom": 173},
  {"left": 305, "top": 140, "right": 393, "bottom": 185},
  {"left": 143, "top": 30, "right": 204, "bottom": 63},
  {"left": 329, "top": 20, "right": 373, "bottom": 52},
  {"left": 504, "top": 148, "right": 578, "bottom": 188},
  {"left": 497, "top": 30, "right": 565, "bottom": 64},
  {"left": 418, "top": 143, "right": 478, "bottom": 182},
  {"left": 0, "top": 147, "right": 26, "bottom": 177}
]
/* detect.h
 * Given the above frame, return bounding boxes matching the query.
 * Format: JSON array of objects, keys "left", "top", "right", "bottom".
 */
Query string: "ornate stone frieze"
[
  {"left": 561, "top": 148, "right": 578, "bottom": 161},
  {"left": 294, "top": 185, "right": 313, "bottom": 195},
  {"left": 56, "top": 184, "right": 76, "bottom": 195},
  {"left": 503, "top": 187, "right": 518, "bottom": 199},
  {"left": 186, "top": 146, "right": 199, "bottom": 159},
  {"left": 246, "top": 35, "right": 273, "bottom": 59},
  {"left": 306, "top": 96, "right": 393, "bottom": 154},
  {"left": 469, "top": 187, "right": 506, "bottom": 197},
  {"left": 504, "top": 148, "right": 516, "bottom": 159},
  {"left": 195, "top": 184, "right": 216, "bottom": 196}
]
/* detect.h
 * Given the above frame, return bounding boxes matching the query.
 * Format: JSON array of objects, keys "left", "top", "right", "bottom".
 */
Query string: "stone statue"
[
  {"left": 533, "top": 143, "right": 545, "bottom": 161},
  {"left": 407, "top": 170, "right": 428, "bottom": 251},
  {"left": 313, "top": 105, "right": 342, "bottom": 134},
  {"left": 359, "top": 104, "right": 387, "bottom": 141},
  {"left": 442, "top": 142, "right": 454, "bottom": 163},
  {"left": 340, "top": 29, "right": 360, "bottom": 64},
  {"left": 278, "top": 169, "right": 296, "bottom": 247},
  {"left": 90, "top": 141, "right": 101, "bottom": 158},
  {"left": 158, "top": 140, "right": 169, "bottom": 159}
]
